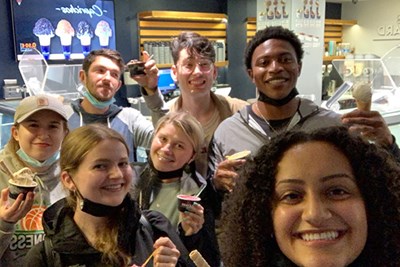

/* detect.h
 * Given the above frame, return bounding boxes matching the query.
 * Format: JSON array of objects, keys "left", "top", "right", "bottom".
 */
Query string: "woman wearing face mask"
[
  {"left": 0, "top": 95, "right": 69, "bottom": 266},
  {"left": 132, "top": 112, "right": 221, "bottom": 267},
  {"left": 219, "top": 126, "right": 400, "bottom": 267},
  {"left": 25, "top": 124, "right": 192, "bottom": 266}
]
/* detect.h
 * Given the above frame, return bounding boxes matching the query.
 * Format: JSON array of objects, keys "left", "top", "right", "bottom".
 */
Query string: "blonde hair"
[
  {"left": 60, "top": 124, "right": 131, "bottom": 266},
  {"left": 154, "top": 111, "right": 205, "bottom": 155}
]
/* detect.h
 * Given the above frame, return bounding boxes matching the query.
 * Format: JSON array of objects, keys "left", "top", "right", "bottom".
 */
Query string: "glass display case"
[
  {"left": 325, "top": 45, "right": 400, "bottom": 127},
  {"left": 320, "top": 45, "right": 400, "bottom": 144},
  {"left": 19, "top": 48, "right": 82, "bottom": 103}
]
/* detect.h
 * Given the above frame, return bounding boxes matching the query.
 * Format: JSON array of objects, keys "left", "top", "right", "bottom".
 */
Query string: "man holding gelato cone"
[
  {"left": 342, "top": 81, "right": 396, "bottom": 147},
  {"left": 210, "top": 26, "right": 400, "bottom": 197}
]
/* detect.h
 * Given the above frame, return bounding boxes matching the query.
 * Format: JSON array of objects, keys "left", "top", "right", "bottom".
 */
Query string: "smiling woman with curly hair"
[{"left": 220, "top": 126, "right": 400, "bottom": 267}]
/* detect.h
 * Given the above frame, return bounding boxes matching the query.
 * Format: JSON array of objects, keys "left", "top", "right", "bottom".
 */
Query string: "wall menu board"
[{"left": 11, "top": 0, "right": 116, "bottom": 62}]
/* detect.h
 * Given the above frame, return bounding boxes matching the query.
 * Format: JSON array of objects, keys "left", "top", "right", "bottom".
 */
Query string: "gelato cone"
[
  {"left": 55, "top": 19, "right": 75, "bottom": 60},
  {"left": 95, "top": 20, "right": 112, "bottom": 49},
  {"left": 77, "top": 20, "right": 93, "bottom": 57},
  {"left": 33, "top": 18, "right": 55, "bottom": 60},
  {"left": 352, "top": 82, "right": 372, "bottom": 111},
  {"left": 189, "top": 250, "right": 210, "bottom": 267},
  {"left": 226, "top": 150, "right": 251, "bottom": 160}
]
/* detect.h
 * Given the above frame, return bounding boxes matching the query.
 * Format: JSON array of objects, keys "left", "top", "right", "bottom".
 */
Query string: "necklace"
[{"left": 255, "top": 102, "right": 278, "bottom": 134}]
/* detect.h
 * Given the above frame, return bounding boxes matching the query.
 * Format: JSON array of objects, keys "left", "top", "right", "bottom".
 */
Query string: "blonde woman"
[
  {"left": 133, "top": 112, "right": 220, "bottom": 266},
  {"left": 25, "top": 124, "right": 192, "bottom": 266}
]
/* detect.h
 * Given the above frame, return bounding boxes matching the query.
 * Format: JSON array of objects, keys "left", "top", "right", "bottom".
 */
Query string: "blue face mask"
[
  {"left": 83, "top": 90, "right": 116, "bottom": 109},
  {"left": 16, "top": 148, "right": 60, "bottom": 168}
]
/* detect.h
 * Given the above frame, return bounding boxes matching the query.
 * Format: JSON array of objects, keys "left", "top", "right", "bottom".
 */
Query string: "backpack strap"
[{"left": 139, "top": 213, "right": 153, "bottom": 238}]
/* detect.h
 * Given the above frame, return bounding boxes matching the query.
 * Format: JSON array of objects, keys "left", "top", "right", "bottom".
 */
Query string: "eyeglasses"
[{"left": 178, "top": 59, "right": 214, "bottom": 73}]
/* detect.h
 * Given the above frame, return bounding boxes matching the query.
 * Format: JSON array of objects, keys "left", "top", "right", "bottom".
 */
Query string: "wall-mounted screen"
[
  {"left": 10, "top": 0, "right": 116, "bottom": 62},
  {"left": 158, "top": 68, "right": 177, "bottom": 95}
]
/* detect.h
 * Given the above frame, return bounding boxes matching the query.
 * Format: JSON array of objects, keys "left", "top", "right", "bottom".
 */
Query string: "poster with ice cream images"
[{"left": 10, "top": 0, "right": 115, "bottom": 61}]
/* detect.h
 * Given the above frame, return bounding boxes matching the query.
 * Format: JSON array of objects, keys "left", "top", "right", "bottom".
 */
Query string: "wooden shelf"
[
  {"left": 324, "top": 19, "right": 357, "bottom": 55},
  {"left": 325, "top": 19, "right": 357, "bottom": 26},
  {"left": 139, "top": 11, "right": 227, "bottom": 22},
  {"left": 246, "top": 17, "right": 256, "bottom": 43},
  {"left": 323, "top": 55, "right": 345, "bottom": 62},
  {"left": 138, "top": 11, "right": 228, "bottom": 65}
]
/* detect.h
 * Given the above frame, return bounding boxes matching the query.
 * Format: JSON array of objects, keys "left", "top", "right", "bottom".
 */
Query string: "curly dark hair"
[
  {"left": 170, "top": 31, "right": 216, "bottom": 64},
  {"left": 244, "top": 26, "right": 304, "bottom": 70},
  {"left": 220, "top": 126, "right": 400, "bottom": 267}
]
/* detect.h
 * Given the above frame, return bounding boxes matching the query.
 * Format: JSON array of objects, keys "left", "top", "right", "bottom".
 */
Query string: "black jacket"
[
  {"left": 24, "top": 197, "right": 194, "bottom": 267},
  {"left": 132, "top": 164, "right": 221, "bottom": 267}
]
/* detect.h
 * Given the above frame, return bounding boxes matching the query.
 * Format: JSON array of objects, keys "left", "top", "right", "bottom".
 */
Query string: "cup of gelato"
[
  {"left": 8, "top": 168, "right": 37, "bottom": 200},
  {"left": 127, "top": 60, "right": 146, "bottom": 76},
  {"left": 33, "top": 18, "right": 55, "bottom": 60},
  {"left": 76, "top": 20, "right": 93, "bottom": 57},
  {"left": 177, "top": 194, "right": 201, "bottom": 212},
  {"left": 55, "top": 19, "right": 75, "bottom": 60}
]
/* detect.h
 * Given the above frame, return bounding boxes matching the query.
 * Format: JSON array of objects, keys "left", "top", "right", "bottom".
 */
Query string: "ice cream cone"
[
  {"left": 77, "top": 20, "right": 93, "bottom": 57},
  {"left": 355, "top": 100, "right": 371, "bottom": 112},
  {"left": 98, "top": 36, "right": 109, "bottom": 48},
  {"left": 59, "top": 35, "right": 72, "bottom": 60},
  {"left": 55, "top": 19, "right": 75, "bottom": 60},
  {"left": 38, "top": 35, "right": 52, "bottom": 60},
  {"left": 95, "top": 20, "right": 112, "bottom": 49},
  {"left": 33, "top": 18, "right": 55, "bottom": 60},
  {"left": 352, "top": 82, "right": 372, "bottom": 112},
  {"left": 80, "top": 35, "right": 92, "bottom": 57}
]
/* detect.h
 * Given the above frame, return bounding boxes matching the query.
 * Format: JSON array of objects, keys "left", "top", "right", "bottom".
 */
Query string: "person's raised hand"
[
  {"left": 129, "top": 51, "right": 159, "bottom": 95},
  {"left": 213, "top": 158, "right": 246, "bottom": 192},
  {"left": 342, "top": 109, "right": 393, "bottom": 147},
  {"left": 152, "top": 237, "right": 180, "bottom": 266},
  {"left": 0, "top": 188, "right": 34, "bottom": 224},
  {"left": 180, "top": 203, "right": 204, "bottom": 236}
]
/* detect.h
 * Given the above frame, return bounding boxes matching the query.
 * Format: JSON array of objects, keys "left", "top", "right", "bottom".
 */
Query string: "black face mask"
[
  {"left": 78, "top": 194, "right": 126, "bottom": 217},
  {"left": 149, "top": 157, "right": 184, "bottom": 180},
  {"left": 72, "top": 179, "right": 126, "bottom": 217},
  {"left": 258, "top": 88, "right": 299, "bottom": 106}
]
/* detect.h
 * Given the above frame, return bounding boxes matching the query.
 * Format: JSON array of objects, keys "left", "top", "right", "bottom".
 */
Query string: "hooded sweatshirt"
[
  {"left": 0, "top": 145, "right": 65, "bottom": 266},
  {"left": 68, "top": 99, "right": 154, "bottom": 162}
]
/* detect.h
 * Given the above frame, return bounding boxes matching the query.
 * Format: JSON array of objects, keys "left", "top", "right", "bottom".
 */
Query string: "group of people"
[{"left": 0, "top": 25, "right": 398, "bottom": 267}]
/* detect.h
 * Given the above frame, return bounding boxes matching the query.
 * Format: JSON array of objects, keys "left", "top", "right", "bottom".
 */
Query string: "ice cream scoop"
[
  {"left": 33, "top": 18, "right": 55, "bottom": 60},
  {"left": 352, "top": 82, "right": 372, "bottom": 111},
  {"left": 95, "top": 20, "right": 112, "bottom": 49},
  {"left": 55, "top": 19, "right": 75, "bottom": 60},
  {"left": 77, "top": 20, "right": 93, "bottom": 57}
]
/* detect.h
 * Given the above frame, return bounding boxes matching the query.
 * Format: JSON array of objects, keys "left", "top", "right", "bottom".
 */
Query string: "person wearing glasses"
[{"left": 132, "top": 32, "right": 248, "bottom": 177}]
